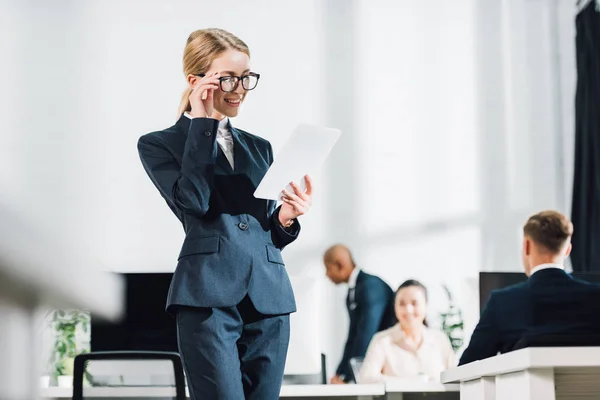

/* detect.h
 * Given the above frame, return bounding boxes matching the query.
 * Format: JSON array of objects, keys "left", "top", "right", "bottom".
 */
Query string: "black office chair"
[
  {"left": 320, "top": 353, "right": 327, "bottom": 384},
  {"left": 72, "top": 351, "right": 186, "bottom": 400},
  {"left": 512, "top": 333, "right": 600, "bottom": 351},
  {"left": 349, "top": 356, "right": 364, "bottom": 383}
]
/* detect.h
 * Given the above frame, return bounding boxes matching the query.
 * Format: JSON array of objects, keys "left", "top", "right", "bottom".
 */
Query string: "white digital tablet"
[{"left": 253, "top": 123, "right": 341, "bottom": 200}]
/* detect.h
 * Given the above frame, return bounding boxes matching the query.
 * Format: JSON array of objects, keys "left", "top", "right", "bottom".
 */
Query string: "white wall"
[
  {"left": 3, "top": 0, "right": 577, "bottom": 381},
  {"left": 316, "top": 0, "right": 577, "bottom": 374}
]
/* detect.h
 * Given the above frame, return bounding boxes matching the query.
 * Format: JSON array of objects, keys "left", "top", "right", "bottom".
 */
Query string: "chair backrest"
[
  {"left": 72, "top": 351, "right": 186, "bottom": 400},
  {"left": 320, "top": 353, "right": 327, "bottom": 385},
  {"left": 349, "top": 356, "right": 364, "bottom": 383}
]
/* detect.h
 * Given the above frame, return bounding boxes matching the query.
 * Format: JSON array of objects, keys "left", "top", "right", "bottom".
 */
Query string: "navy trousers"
[{"left": 176, "top": 296, "right": 290, "bottom": 400}]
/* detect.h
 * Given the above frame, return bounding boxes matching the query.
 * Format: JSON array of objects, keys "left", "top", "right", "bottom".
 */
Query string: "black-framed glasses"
[{"left": 196, "top": 72, "right": 260, "bottom": 92}]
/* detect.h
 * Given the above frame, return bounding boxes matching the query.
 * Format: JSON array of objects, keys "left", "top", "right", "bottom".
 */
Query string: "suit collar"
[
  {"left": 230, "top": 126, "right": 248, "bottom": 174},
  {"left": 528, "top": 267, "right": 571, "bottom": 283},
  {"left": 530, "top": 263, "right": 564, "bottom": 276},
  {"left": 217, "top": 116, "right": 230, "bottom": 133}
]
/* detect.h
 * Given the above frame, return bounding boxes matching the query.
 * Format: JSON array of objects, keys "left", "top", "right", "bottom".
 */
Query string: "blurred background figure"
[
  {"left": 324, "top": 244, "right": 395, "bottom": 384},
  {"left": 359, "top": 280, "right": 455, "bottom": 383}
]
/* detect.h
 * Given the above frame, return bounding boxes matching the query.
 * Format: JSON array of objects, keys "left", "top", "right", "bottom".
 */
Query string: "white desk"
[
  {"left": 41, "top": 384, "right": 386, "bottom": 399},
  {"left": 441, "top": 347, "right": 600, "bottom": 400},
  {"left": 385, "top": 381, "right": 459, "bottom": 400},
  {"left": 40, "top": 382, "right": 462, "bottom": 399},
  {"left": 280, "top": 384, "right": 384, "bottom": 399}
]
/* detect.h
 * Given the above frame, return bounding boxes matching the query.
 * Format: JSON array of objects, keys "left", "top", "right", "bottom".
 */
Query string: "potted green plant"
[
  {"left": 48, "top": 310, "right": 90, "bottom": 387},
  {"left": 439, "top": 284, "right": 464, "bottom": 352}
]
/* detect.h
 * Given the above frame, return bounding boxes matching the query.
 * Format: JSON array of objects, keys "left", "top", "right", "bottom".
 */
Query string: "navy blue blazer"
[
  {"left": 138, "top": 115, "right": 300, "bottom": 315},
  {"left": 459, "top": 268, "right": 600, "bottom": 365},
  {"left": 337, "top": 270, "right": 396, "bottom": 379}
]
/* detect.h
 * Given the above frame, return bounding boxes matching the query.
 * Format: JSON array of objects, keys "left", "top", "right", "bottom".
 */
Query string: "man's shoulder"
[
  {"left": 358, "top": 270, "right": 388, "bottom": 285},
  {"left": 489, "top": 280, "right": 529, "bottom": 300},
  {"left": 358, "top": 271, "right": 393, "bottom": 291},
  {"left": 571, "top": 275, "right": 600, "bottom": 290}
]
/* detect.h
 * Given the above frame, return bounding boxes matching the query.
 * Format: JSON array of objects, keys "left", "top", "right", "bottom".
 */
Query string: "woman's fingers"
[
  {"left": 282, "top": 189, "right": 304, "bottom": 205},
  {"left": 189, "top": 74, "right": 220, "bottom": 117},
  {"left": 281, "top": 177, "right": 314, "bottom": 219},
  {"left": 191, "top": 82, "right": 218, "bottom": 98},
  {"left": 191, "top": 73, "right": 220, "bottom": 100},
  {"left": 304, "top": 175, "right": 314, "bottom": 196},
  {"left": 289, "top": 181, "right": 312, "bottom": 204},
  {"left": 282, "top": 196, "right": 306, "bottom": 214}
]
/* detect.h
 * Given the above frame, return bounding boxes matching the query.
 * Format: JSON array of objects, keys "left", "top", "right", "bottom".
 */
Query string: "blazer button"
[
  {"left": 204, "top": 131, "right": 212, "bottom": 137},
  {"left": 238, "top": 222, "right": 249, "bottom": 231}
]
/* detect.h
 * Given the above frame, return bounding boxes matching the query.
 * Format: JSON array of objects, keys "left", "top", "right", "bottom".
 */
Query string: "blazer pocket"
[
  {"left": 178, "top": 235, "right": 220, "bottom": 259},
  {"left": 266, "top": 244, "right": 285, "bottom": 265}
]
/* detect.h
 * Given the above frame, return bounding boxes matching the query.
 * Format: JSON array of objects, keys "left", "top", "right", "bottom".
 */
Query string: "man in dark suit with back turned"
[
  {"left": 460, "top": 210, "right": 600, "bottom": 365},
  {"left": 323, "top": 244, "right": 396, "bottom": 384}
]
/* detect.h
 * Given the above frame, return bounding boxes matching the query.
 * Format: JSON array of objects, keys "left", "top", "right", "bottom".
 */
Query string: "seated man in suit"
[
  {"left": 459, "top": 210, "right": 600, "bottom": 365},
  {"left": 324, "top": 244, "right": 396, "bottom": 384}
]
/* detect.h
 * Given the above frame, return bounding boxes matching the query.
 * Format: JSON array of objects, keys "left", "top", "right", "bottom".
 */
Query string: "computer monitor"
[
  {"left": 478, "top": 271, "right": 600, "bottom": 314},
  {"left": 91, "top": 273, "right": 177, "bottom": 352}
]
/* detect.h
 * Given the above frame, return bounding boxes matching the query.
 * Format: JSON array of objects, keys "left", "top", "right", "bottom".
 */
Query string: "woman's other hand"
[{"left": 278, "top": 175, "right": 313, "bottom": 226}]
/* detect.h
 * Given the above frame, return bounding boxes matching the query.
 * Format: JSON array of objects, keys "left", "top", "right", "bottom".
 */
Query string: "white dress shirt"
[
  {"left": 359, "top": 324, "right": 456, "bottom": 383},
  {"left": 348, "top": 267, "right": 360, "bottom": 304},
  {"left": 530, "top": 263, "right": 564, "bottom": 276},
  {"left": 184, "top": 112, "right": 234, "bottom": 169}
]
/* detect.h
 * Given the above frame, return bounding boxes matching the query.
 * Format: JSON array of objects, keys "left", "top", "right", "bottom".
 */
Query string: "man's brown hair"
[{"left": 523, "top": 210, "right": 574, "bottom": 253}]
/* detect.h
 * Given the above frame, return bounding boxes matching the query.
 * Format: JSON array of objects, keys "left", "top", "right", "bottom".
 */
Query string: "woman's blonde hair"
[{"left": 177, "top": 28, "right": 250, "bottom": 116}]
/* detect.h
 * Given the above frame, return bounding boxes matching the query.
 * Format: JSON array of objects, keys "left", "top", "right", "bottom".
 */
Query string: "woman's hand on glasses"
[{"left": 189, "top": 73, "right": 220, "bottom": 118}]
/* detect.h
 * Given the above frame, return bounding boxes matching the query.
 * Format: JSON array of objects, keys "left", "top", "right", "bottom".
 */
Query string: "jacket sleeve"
[
  {"left": 137, "top": 118, "right": 219, "bottom": 218},
  {"left": 458, "top": 291, "right": 501, "bottom": 365},
  {"left": 266, "top": 141, "right": 300, "bottom": 249}
]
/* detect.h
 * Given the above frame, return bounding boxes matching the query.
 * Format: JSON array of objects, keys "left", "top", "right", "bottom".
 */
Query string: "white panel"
[
  {"left": 286, "top": 275, "right": 322, "bottom": 375},
  {"left": 355, "top": 0, "right": 479, "bottom": 234}
]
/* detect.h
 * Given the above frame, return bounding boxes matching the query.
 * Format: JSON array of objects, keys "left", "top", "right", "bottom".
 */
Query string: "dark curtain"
[{"left": 571, "top": 2, "right": 600, "bottom": 272}]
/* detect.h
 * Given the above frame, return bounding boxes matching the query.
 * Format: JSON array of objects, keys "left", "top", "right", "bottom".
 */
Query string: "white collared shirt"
[
  {"left": 347, "top": 267, "right": 360, "bottom": 304},
  {"left": 348, "top": 267, "right": 360, "bottom": 289},
  {"left": 530, "top": 263, "right": 564, "bottom": 276},
  {"left": 359, "top": 324, "right": 456, "bottom": 383},
  {"left": 184, "top": 112, "right": 234, "bottom": 169}
]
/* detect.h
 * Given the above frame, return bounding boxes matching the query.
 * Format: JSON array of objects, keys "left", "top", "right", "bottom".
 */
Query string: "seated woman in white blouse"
[{"left": 359, "top": 280, "right": 456, "bottom": 383}]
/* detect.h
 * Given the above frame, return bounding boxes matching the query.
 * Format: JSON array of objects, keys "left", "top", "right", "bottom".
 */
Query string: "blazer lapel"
[
  {"left": 231, "top": 127, "right": 256, "bottom": 180},
  {"left": 215, "top": 146, "right": 233, "bottom": 173}
]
